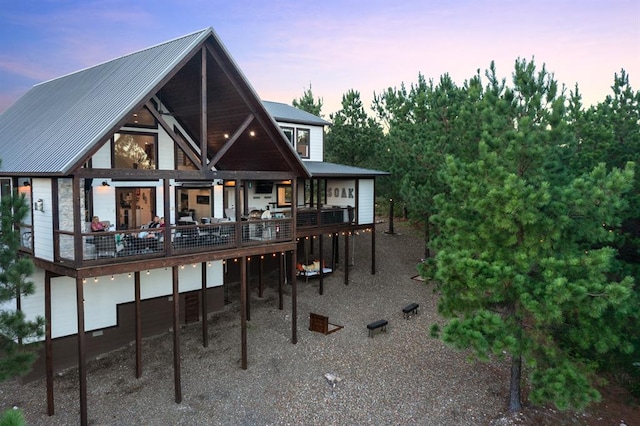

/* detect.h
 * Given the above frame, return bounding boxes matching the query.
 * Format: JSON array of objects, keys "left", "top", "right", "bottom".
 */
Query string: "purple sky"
[{"left": 0, "top": 0, "right": 638, "bottom": 117}]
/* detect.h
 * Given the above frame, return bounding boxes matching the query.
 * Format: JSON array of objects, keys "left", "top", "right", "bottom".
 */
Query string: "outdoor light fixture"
[
  {"left": 34, "top": 199, "right": 44, "bottom": 212},
  {"left": 102, "top": 181, "right": 110, "bottom": 186}
]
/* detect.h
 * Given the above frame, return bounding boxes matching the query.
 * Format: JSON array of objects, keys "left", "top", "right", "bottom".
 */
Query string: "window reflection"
[{"left": 113, "top": 133, "right": 157, "bottom": 169}]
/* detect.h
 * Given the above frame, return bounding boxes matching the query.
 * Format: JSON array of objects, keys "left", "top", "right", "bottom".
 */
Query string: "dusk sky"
[{"left": 1, "top": 1, "right": 638, "bottom": 117}]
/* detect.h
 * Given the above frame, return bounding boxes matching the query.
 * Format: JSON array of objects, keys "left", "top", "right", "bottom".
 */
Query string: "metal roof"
[
  {"left": 303, "top": 161, "right": 389, "bottom": 178},
  {"left": 262, "top": 101, "right": 331, "bottom": 127},
  {"left": 0, "top": 29, "right": 212, "bottom": 175}
]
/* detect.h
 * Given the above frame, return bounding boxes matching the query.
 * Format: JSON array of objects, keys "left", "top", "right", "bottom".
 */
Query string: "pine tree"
[
  {"left": 292, "top": 83, "right": 323, "bottom": 117},
  {"left": 430, "top": 59, "right": 636, "bottom": 411},
  {"left": 0, "top": 172, "right": 44, "bottom": 382}
]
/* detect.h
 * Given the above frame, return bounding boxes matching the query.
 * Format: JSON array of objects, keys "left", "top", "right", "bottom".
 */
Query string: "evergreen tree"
[
  {"left": 292, "top": 83, "right": 323, "bottom": 117},
  {"left": 430, "top": 59, "right": 636, "bottom": 411},
  {"left": 325, "top": 89, "right": 383, "bottom": 169},
  {"left": 0, "top": 171, "right": 44, "bottom": 381}
]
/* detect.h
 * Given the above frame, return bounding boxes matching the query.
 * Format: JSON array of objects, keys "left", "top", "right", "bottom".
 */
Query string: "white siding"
[
  {"left": 20, "top": 261, "right": 224, "bottom": 339},
  {"left": 326, "top": 179, "right": 356, "bottom": 207},
  {"left": 32, "top": 178, "right": 54, "bottom": 261},
  {"left": 92, "top": 184, "right": 117, "bottom": 226},
  {"left": 276, "top": 120, "right": 324, "bottom": 162},
  {"left": 157, "top": 125, "right": 175, "bottom": 170},
  {"left": 92, "top": 143, "right": 112, "bottom": 168},
  {"left": 358, "top": 179, "right": 374, "bottom": 225}
]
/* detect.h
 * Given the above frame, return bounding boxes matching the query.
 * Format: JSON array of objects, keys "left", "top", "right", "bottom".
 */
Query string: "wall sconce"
[
  {"left": 102, "top": 181, "right": 110, "bottom": 186},
  {"left": 34, "top": 199, "right": 44, "bottom": 212}
]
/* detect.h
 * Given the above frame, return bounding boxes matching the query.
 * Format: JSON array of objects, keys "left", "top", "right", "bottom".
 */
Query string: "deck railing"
[
  {"left": 54, "top": 218, "right": 294, "bottom": 265},
  {"left": 296, "top": 206, "right": 354, "bottom": 228}
]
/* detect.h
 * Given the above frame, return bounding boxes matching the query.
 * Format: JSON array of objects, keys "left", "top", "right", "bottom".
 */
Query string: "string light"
[
  {"left": 180, "top": 265, "right": 185, "bottom": 269},
  {"left": 128, "top": 273, "right": 132, "bottom": 278},
  {"left": 192, "top": 263, "right": 197, "bottom": 268},
  {"left": 146, "top": 270, "right": 150, "bottom": 275},
  {"left": 82, "top": 278, "right": 87, "bottom": 284},
  {"left": 110, "top": 275, "right": 114, "bottom": 281},
  {"left": 94, "top": 277, "right": 98, "bottom": 283}
]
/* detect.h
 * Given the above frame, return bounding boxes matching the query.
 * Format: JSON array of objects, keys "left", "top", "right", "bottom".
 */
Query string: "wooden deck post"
[
  {"left": 258, "top": 255, "right": 264, "bottom": 298},
  {"left": 344, "top": 232, "right": 350, "bottom": 285},
  {"left": 278, "top": 252, "right": 284, "bottom": 310},
  {"left": 201, "top": 261, "right": 208, "bottom": 347},
  {"left": 45, "top": 271, "right": 54, "bottom": 416},
  {"left": 172, "top": 266, "right": 182, "bottom": 403},
  {"left": 246, "top": 259, "right": 251, "bottom": 322},
  {"left": 75, "top": 277, "right": 88, "bottom": 426},
  {"left": 240, "top": 256, "right": 247, "bottom": 369},
  {"left": 319, "top": 234, "right": 324, "bottom": 295},
  {"left": 135, "top": 272, "right": 142, "bottom": 378},
  {"left": 371, "top": 225, "right": 376, "bottom": 275},
  {"left": 291, "top": 249, "right": 297, "bottom": 344}
]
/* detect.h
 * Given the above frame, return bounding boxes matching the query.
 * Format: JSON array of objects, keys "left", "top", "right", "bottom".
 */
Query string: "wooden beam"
[
  {"left": 200, "top": 47, "right": 208, "bottom": 168},
  {"left": 240, "top": 256, "right": 247, "bottom": 370},
  {"left": 75, "top": 167, "right": 295, "bottom": 181},
  {"left": 76, "top": 277, "right": 88, "bottom": 426},
  {"left": 172, "top": 266, "right": 182, "bottom": 403},
  {"left": 146, "top": 101, "right": 202, "bottom": 169},
  {"left": 45, "top": 271, "right": 54, "bottom": 416},
  {"left": 135, "top": 272, "right": 142, "bottom": 378},
  {"left": 201, "top": 261, "right": 208, "bottom": 348},
  {"left": 208, "top": 114, "right": 254, "bottom": 169}
]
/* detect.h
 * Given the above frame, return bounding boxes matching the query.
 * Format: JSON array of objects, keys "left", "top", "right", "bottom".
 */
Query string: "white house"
[{"left": 0, "top": 28, "right": 387, "bottom": 424}]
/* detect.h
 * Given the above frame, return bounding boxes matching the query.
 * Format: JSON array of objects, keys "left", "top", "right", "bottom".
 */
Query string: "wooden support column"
[
  {"left": 163, "top": 179, "right": 171, "bottom": 255},
  {"left": 172, "top": 266, "right": 182, "bottom": 403},
  {"left": 291, "top": 249, "right": 298, "bottom": 344},
  {"left": 246, "top": 259, "right": 251, "bottom": 321},
  {"left": 319, "top": 234, "right": 324, "bottom": 295},
  {"left": 258, "top": 256, "right": 264, "bottom": 298},
  {"left": 135, "top": 272, "right": 142, "bottom": 378},
  {"left": 278, "top": 253, "right": 284, "bottom": 310},
  {"left": 344, "top": 232, "right": 350, "bottom": 285},
  {"left": 240, "top": 256, "right": 248, "bottom": 369},
  {"left": 45, "top": 271, "right": 54, "bottom": 416},
  {"left": 371, "top": 225, "right": 376, "bottom": 274},
  {"left": 201, "top": 261, "right": 208, "bottom": 347},
  {"left": 75, "top": 277, "right": 88, "bottom": 426}
]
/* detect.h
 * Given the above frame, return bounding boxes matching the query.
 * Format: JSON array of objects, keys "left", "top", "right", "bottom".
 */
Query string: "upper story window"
[
  {"left": 279, "top": 126, "right": 310, "bottom": 158},
  {"left": 124, "top": 106, "right": 156, "bottom": 128},
  {"left": 281, "top": 127, "right": 294, "bottom": 144},
  {"left": 296, "top": 128, "right": 310, "bottom": 158},
  {"left": 174, "top": 127, "right": 198, "bottom": 170},
  {"left": 113, "top": 132, "right": 157, "bottom": 169}
]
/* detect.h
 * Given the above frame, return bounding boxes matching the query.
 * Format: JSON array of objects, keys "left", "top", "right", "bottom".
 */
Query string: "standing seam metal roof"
[{"left": 0, "top": 29, "right": 211, "bottom": 174}]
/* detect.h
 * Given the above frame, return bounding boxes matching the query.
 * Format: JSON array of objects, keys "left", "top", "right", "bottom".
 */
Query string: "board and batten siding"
[
  {"left": 20, "top": 261, "right": 224, "bottom": 339},
  {"left": 357, "top": 179, "right": 374, "bottom": 225},
  {"left": 31, "top": 178, "right": 54, "bottom": 261}
]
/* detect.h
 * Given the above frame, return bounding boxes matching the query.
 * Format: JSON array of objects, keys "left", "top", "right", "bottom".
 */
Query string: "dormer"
[{"left": 262, "top": 101, "right": 331, "bottom": 162}]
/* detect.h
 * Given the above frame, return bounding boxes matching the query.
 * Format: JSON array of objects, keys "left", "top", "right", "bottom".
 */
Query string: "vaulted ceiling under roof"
[{"left": 157, "top": 38, "right": 299, "bottom": 173}]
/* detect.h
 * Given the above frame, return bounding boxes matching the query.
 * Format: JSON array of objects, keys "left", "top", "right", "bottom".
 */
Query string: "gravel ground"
[{"left": 0, "top": 220, "right": 595, "bottom": 425}]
